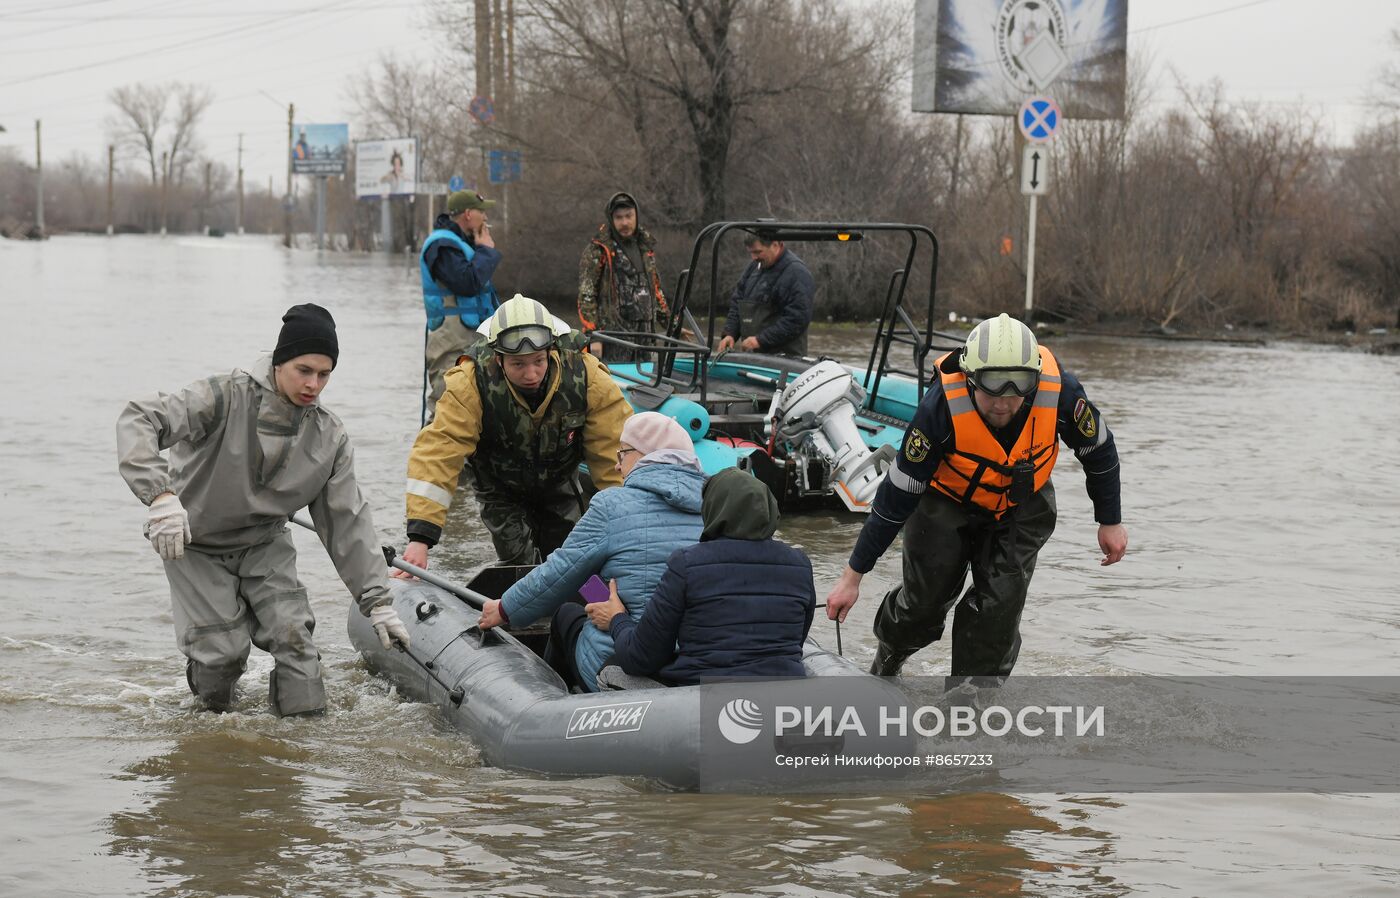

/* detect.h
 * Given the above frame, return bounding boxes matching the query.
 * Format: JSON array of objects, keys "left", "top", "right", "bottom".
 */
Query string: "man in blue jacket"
[
  {"left": 587, "top": 468, "right": 816, "bottom": 684},
  {"left": 420, "top": 189, "right": 502, "bottom": 415},
  {"left": 716, "top": 231, "right": 816, "bottom": 358}
]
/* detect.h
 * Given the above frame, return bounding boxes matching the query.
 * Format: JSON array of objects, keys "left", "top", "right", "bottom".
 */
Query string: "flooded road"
[{"left": 2, "top": 235, "right": 1397, "bottom": 896}]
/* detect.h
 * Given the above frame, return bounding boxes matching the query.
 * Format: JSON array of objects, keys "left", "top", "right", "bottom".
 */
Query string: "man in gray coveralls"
[{"left": 117, "top": 303, "right": 410, "bottom": 716}]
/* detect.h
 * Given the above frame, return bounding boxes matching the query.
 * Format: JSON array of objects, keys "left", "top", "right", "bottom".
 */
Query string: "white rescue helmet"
[
  {"left": 959, "top": 313, "right": 1041, "bottom": 396},
  {"left": 477, "top": 293, "right": 572, "bottom": 354}
]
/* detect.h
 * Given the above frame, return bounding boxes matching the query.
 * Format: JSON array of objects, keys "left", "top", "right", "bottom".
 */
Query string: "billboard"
[
  {"left": 912, "top": 0, "right": 1128, "bottom": 120},
  {"left": 291, "top": 123, "right": 348, "bottom": 175},
  {"left": 355, "top": 137, "right": 418, "bottom": 198}
]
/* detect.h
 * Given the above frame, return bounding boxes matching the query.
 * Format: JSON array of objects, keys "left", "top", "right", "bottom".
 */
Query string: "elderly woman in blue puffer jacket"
[
  {"left": 586, "top": 467, "right": 815, "bottom": 685},
  {"left": 477, "top": 412, "right": 704, "bottom": 691}
]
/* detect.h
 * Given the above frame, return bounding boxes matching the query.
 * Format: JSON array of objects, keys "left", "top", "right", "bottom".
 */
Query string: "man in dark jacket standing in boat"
[
  {"left": 420, "top": 190, "right": 502, "bottom": 413},
  {"left": 716, "top": 231, "right": 816, "bottom": 358}
]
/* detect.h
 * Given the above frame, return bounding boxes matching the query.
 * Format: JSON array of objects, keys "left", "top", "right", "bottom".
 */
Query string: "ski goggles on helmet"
[
  {"left": 493, "top": 324, "right": 554, "bottom": 354},
  {"left": 967, "top": 367, "right": 1038, "bottom": 397}
]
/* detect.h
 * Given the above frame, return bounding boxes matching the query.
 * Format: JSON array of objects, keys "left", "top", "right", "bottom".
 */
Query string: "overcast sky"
[{"left": 0, "top": 0, "right": 1396, "bottom": 189}]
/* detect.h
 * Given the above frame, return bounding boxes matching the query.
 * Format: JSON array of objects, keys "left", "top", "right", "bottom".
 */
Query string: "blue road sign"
[
  {"left": 1018, "top": 96, "right": 1061, "bottom": 143},
  {"left": 448, "top": 175, "right": 465, "bottom": 192},
  {"left": 489, "top": 150, "right": 522, "bottom": 185}
]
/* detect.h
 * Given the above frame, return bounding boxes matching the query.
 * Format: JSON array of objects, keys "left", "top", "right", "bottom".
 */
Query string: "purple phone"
[{"left": 579, "top": 574, "right": 610, "bottom": 604}]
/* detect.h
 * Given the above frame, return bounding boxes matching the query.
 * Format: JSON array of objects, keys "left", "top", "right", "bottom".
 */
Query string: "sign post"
[
  {"left": 380, "top": 193, "right": 392, "bottom": 254},
  {"left": 291, "top": 124, "right": 348, "bottom": 251},
  {"left": 1021, "top": 144, "right": 1051, "bottom": 313},
  {"left": 1017, "top": 97, "right": 1059, "bottom": 313}
]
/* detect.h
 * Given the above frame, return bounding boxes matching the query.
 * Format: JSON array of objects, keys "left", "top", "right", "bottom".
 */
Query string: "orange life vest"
[{"left": 928, "top": 348, "right": 1062, "bottom": 518}]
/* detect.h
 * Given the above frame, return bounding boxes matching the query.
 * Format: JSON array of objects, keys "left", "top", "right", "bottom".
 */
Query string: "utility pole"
[
  {"left": 159, "top": 150, "right": 168, "bottom": 236},
  {"left": 949, "top": 114, "right": 965, "bottom": 217},
  {"left": 284, "top": 103, "right": 294, "bottom": 248},
  {"left": 106, "top": 145, "right": 114, "bottom": 236},
  {"left": 236, "top": 133, "right": 245, "bottom": 235},
  {"left": 507, "top": 0, "right": 515, "bottom": 114},
  {"left": 315, "top": 176, "right": 326, "bottom": 250},
  {"left": 35, "top": 119, "right": 44, "bottom": 236},
  {"left": 202, "top": 160, "right": 212, "bottom": 234},
  {"left": 492, "top": 0, "right": 505, "bottom": 123}
]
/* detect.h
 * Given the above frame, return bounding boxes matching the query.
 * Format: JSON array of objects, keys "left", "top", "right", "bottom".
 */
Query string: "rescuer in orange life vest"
[{"left": 825, "top": 313, "right": 1128, "bottom": 688}]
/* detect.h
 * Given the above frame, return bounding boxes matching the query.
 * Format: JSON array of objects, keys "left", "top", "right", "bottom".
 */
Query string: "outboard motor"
[{"left": 770, "top": 361, "right": 896, "bottom": 512}]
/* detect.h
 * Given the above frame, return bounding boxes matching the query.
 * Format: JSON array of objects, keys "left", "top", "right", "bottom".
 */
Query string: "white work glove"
[
  {"left": 370, "top": 604, "right": 411, "bottom": 651},
  {"left": 146, "top": 493, "right": 191, "bottom": 561}
]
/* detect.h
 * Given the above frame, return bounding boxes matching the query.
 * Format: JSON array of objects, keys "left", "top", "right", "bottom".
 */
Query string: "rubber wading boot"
[
  {"left": 186, "top": 658, "right": 240, "bottom": 712},
  {"left": 940, "top": 680, "right": 981, "bottom": 714},
  {"left": 869, "top": 644, "right": 913, "bottom": 677},
  {"left": 268, "top": 668, "right": 326, "bottom": 718}
]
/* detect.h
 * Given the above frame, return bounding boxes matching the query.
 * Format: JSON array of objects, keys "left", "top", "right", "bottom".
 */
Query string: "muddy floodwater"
[{"left": 2, "top": 235, "right": 1398, "bottom": 896}]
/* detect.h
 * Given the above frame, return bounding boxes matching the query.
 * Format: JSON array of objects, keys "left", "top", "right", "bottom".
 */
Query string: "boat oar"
[
  {"left": 288, "top": 513, "right": 530, "bottom": 652},
  {"left": 815, "top": 604, "right": 844, "bottom": 657}
]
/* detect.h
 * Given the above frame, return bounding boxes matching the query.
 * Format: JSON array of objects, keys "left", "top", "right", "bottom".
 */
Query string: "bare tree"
[
  {"left": 1369, "top": 27, "right": 1400, "bottom": 114},
  {"left": 166, "top": 84, "right": 214, "bottom": 187},
  {"left": 107, "top": 84, "right": 167, "bottom": 185},
  {"left": 519, "top": 0, "right": 887, "bottom": 225},
  {"left": 349, "top": 56, "right": 464, "bottom": 181},
  {"left": 106, "top": 82, "right": 212, "bottom": 187},
  {"left": 1180, "top": 79, "right": 1322, "bottom": 254}
]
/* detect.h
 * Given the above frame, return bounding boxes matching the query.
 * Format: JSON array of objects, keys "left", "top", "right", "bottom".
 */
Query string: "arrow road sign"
[
  {"left": 1021, "top": 144, "right": 1049, "bottom": 196},
  {"left": 1018, "top": 96, "right": 1061, "bottom": 143}
]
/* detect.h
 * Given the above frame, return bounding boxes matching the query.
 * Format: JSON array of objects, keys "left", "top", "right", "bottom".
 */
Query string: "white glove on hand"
[
  {"left": 370, "top": 604, "right": 411, "bottom": 651},
  {"left": 147, "top": 493, "right": 191, "bottom": 561}
]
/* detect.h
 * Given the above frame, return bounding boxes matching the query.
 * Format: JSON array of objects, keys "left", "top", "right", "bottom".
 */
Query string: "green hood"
[{"left": 700, "top": 468, "right": 779, "bottom": 541}]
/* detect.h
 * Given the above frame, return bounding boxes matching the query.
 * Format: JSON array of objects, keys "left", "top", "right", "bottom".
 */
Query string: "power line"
[
  {"left": 2, "top": 3, "right": 418, "bottom": 21},
  {"left": 0, "top": 0, "right": 184, "bottom": 46},
  {"left": 3, "top": 13, "right": 266, "bottom": 56},
  {"left": 0, "top": 0, "right": 118, "bottom": 19},
  {"left": 1130, "top": 0, "right": 1291, "bottom": 36},
  {"left": 0, "top": 0, "right": 364, "bottom": 88},
  {"left": 1, "top": 15, "right": 420, "bottom": 120}
]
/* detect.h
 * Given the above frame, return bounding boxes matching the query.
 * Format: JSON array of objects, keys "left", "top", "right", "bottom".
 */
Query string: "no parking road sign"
[{"left": 1018, "top": 96, "right": 1060, "bottom": 143}]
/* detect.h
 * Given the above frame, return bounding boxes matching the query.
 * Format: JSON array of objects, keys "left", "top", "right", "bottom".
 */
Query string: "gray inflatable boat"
[{"left": 347, "top": 565, "right": 911, "bottom": 790}]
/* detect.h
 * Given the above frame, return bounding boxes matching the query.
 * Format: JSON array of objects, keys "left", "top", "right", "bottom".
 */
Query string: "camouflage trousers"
[
  {"left": 872, "top": 482, "right": 1057, "bottom": 685},
  {"left": 470, "top": 471, "right": 586, "bottom": 565}
]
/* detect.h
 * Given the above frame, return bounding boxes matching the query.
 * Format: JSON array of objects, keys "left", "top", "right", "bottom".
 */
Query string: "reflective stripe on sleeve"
[
  {"left": 1091, "top": 417, "right": 1109, "bottom": 447},
  {"left": 406, "top": 478, "right": 454, "bottom": 508},
  {"left": 888, "top": 465, "right": 928, "bottom": 494},
  {"left": 1075, "top": 419, "right": 1111, "bottom": 455}
]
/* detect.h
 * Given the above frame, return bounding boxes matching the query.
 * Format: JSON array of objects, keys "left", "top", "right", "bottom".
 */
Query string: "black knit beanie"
[{"left": 272, "top": 303, "right": 338, "bottom": 368}]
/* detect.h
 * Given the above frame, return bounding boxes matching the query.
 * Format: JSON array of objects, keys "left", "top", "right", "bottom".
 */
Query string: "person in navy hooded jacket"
[{"left": 587, "top": 467, "right": 815, "bottom": 684}]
